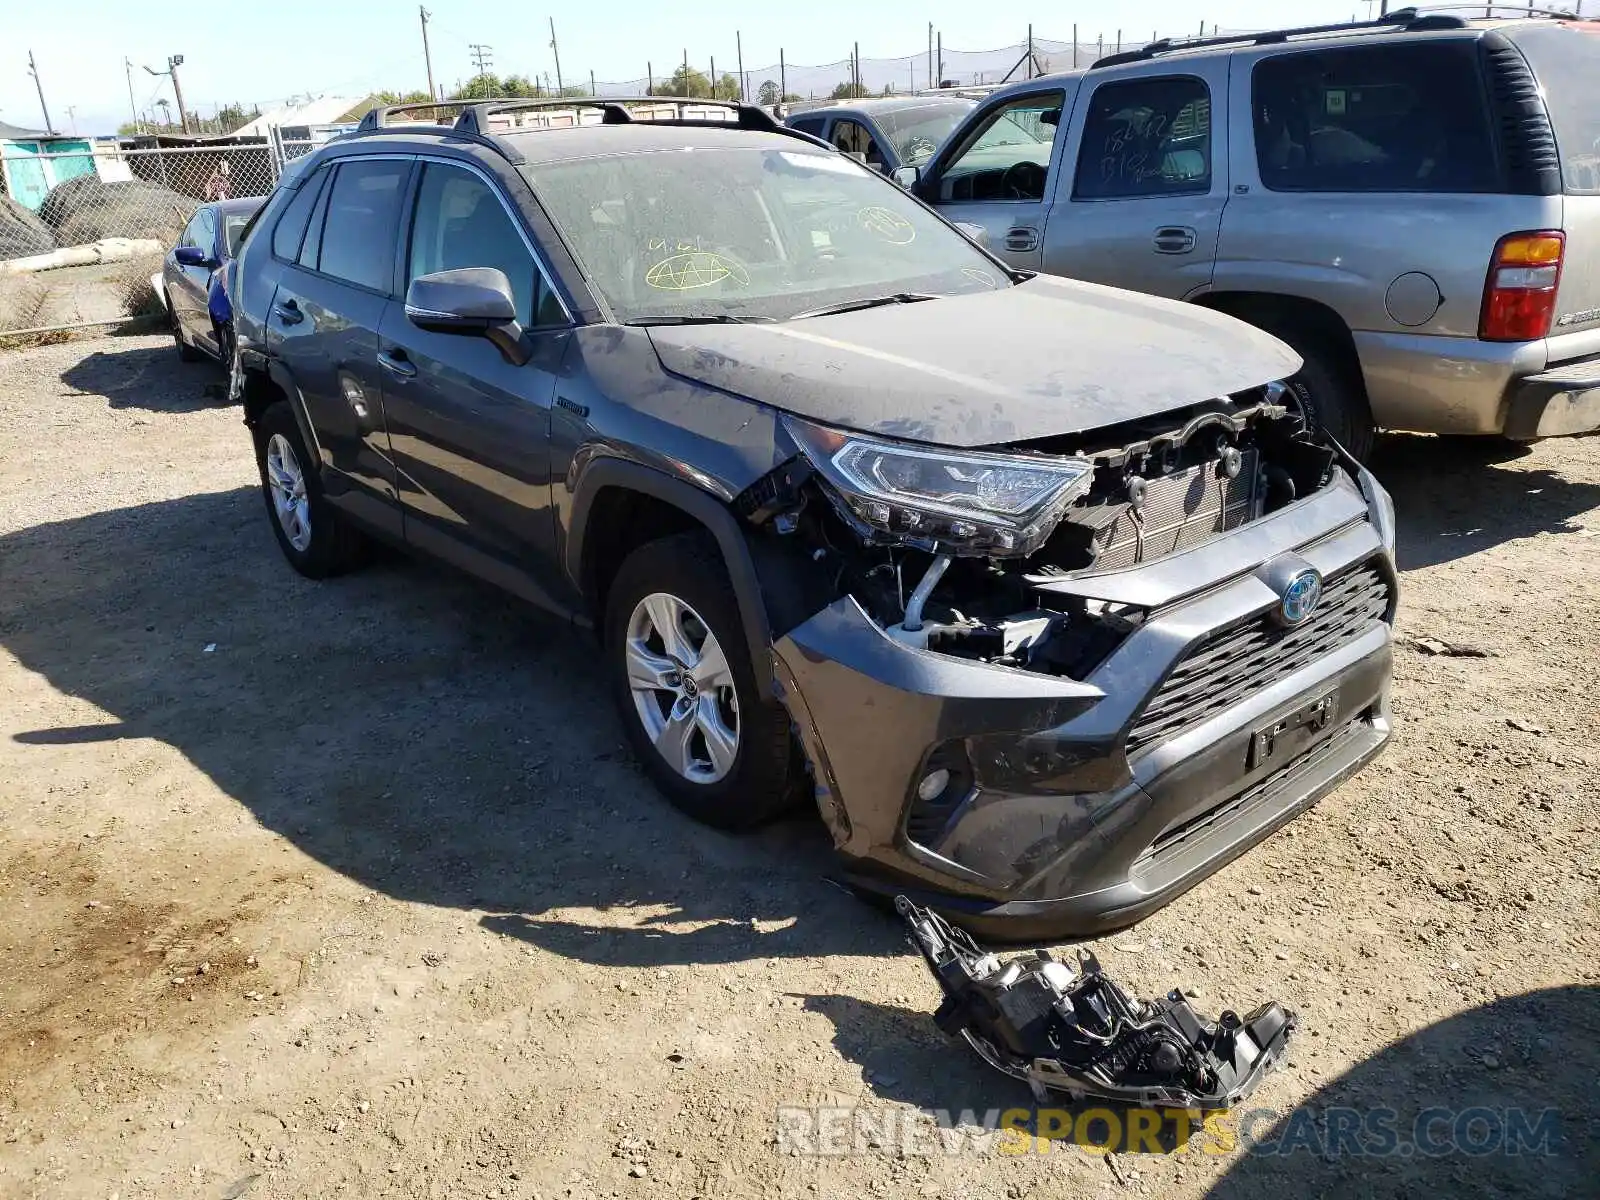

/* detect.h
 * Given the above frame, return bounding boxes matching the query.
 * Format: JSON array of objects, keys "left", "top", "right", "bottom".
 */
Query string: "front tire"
[
  {"left": 253, "top": 401, "right": 365, "bottom": 578},
  {"left": 171, "top": 304, "right": 201, "bottom": 363},
  {"left": 604, "top": 532, "right": 800, "bottom": 830}
]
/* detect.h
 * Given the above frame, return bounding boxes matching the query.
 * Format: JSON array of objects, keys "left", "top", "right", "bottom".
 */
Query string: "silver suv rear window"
[
  {"left": 1251, "top": 41, "right": 1497, "bottom": 193},
  {"left": 1508, "top": 22, "right": 1600, "bottom": 195}
]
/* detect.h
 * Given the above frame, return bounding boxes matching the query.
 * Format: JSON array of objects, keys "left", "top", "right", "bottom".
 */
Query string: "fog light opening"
[{"left": 916, "top": 768, "right": 952, "bottom": 803}]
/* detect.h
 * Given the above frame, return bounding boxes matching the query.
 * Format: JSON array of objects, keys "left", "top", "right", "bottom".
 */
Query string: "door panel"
[
  {"left": 380, "top": 158, "right": 573, "bottom": 611},
  {"left": 169, "top": 208, "right": 216, "bottom": 345},
  {"left": 918, "top": 88, "right": 1073, "bottom": 272},
  {"left": 1044, "top": 63, "right": 1230, "bottom": 299}
]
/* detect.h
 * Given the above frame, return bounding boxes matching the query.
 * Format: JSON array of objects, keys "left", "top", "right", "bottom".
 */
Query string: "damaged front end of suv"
[{"left": 737, "top": 370, "right": 1397, "bottom": 940}]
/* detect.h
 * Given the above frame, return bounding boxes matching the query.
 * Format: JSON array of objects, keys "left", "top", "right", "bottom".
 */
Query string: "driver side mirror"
[
  {"left": 893, "top": 165, "right": 920, "bottom": 188},
  {"left": 953, "top": 222, "right": 990, "bottom": 249},
  {"left": 174, "top": 244, "right": 217, "bottom": 269},
  {"left": 405, "top": 267, "right": 530, "bottom": 366}
]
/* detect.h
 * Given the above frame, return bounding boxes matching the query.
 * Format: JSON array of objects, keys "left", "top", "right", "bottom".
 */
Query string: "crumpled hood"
[{"left": 646, "top": 274, "right": 1301, "bottom": 447}]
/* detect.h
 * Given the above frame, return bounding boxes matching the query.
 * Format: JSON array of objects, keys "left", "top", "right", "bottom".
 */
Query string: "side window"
[
  {"left": 1252, "top": 44, "right": 1497, "bottom": 193},
  {"left": 936, "top": 91, "right": 1063, "bottom": 202},
  {"left": 831, "top": 119, "right": 886, "bottom": 170},
  {"left": 406, "top": 162, "right": 562, "bottom": 327},
  {"left": 179, "top": 209, "right": 212, "bottom": 250},
  {"left": 271, "top": 168, "right": 327, "bottom": 261},
  {"left": 1073, "top": 76, "right": 1211, "bottom": 201},
  {"left": 316, "top": 159, "right": 410, "bottom": 293},
  {"left": 298, "top": 169, "right": 334, "bottom": 271},
  {"left": 789, "top": 116, "right": 827, "bottom": 137}
]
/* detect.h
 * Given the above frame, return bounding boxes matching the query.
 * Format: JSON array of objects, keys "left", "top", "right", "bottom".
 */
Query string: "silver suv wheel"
[
  {"left": 265, "top": 433, "right": 312, "bottom": 552},
  {"left": 625, "top": 591, "right": 741, "bottom": 784}
]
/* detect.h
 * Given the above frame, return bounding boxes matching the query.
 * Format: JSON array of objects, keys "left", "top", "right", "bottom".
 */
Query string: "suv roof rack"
[
  {"left": 356, "top": 100, "right": 478, "bottom": 131},
  {"left": 453, "top": 96, "right": 786, "bottom": 136},
  {"left": 1090, "top": 7, "right": 1481, "bottom": 68}
]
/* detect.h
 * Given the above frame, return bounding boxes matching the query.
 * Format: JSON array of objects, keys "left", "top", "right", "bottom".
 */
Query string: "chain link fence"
[{"left": 0, "top": 142, "right": 289, "bottom": 338}]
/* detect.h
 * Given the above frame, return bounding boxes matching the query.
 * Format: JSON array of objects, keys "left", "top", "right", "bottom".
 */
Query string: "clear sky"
[{"left": 6, "top": 1, "right": 1388, "bottom": 136}]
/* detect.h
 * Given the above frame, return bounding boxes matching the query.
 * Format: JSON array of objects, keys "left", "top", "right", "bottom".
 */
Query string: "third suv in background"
[{"left": 904, "top": 10, "right": 1600, "bottom": 458}]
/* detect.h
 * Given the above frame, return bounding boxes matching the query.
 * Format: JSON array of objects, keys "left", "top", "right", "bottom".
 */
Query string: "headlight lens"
[{"left": 786, "top": 417, "right": 1092, "bottom": 557}]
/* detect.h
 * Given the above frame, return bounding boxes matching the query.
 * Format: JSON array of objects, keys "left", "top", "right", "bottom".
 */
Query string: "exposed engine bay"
[
  {"left": 740, "top": 389, "right": 1340, "bottom": 678},
  {"left": 898, "top": 897, "right": 1297, "bottom": 1108}
]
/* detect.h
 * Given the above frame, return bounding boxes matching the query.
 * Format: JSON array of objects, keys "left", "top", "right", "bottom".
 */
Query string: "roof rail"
[
  {"left": 453, "top": 96, "right": 786, "bottom": 136},
  {"left": 1090, "top": 7, "right": 1479, "bottom": 68},
  {"left": 356, "top": 100, "right": 478, "bottom": 131},
  {"left": 331, "top": 122, "right": 524, "bottom": 165}
]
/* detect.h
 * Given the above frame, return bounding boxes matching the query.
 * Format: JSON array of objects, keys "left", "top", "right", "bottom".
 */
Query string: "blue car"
[{"left": 162, "top": 197, "right": 262, "bottom": 365}]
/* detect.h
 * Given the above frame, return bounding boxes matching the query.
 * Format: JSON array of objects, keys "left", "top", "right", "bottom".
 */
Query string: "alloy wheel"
[
  {"left": 265, "top": 433, "right": 312, "bottom": 552},
  {"left": 624, "top": 591, "right": 741, "bottom": 784}
]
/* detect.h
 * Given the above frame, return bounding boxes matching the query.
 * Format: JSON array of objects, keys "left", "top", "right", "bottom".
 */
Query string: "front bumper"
[{"left": 774, "top": 472, "right": 1395, "bottom": 940}]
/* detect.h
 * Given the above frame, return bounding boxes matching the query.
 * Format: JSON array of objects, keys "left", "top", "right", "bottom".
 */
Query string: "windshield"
[
  {"left": 523, "top": 145, "right": 1008, "bottom": 322},
  {"left": 872, "top": 100, "right": 976, "bottom": 167}
]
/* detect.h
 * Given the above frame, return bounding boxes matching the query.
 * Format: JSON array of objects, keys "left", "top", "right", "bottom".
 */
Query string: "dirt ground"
[{"left": 1, "top": 333, "right": 1596, "bottom": 1200}]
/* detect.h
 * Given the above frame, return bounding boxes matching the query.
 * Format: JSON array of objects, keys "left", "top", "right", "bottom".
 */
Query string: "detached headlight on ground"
[{"left": 786, "top": 417, "right": 1092, "bottom": 557}]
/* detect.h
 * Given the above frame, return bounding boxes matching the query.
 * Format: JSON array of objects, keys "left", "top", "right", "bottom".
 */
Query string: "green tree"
[
  {"left": 449, "top": 72, "right": 505, "bottom": 100},
  {"left": 373, "top": 89, "right": 435, "bottom": 105},
  {"left": 500, "top": 74, "right": 542, "bottom": 98},
  {"left": 757, "top": 79, "right": 779, "bottom": 105},
  {"left": 713, "top": 72, "right": 742, "bottom": 101},
  {"left": 829, "top": 80, "right": 870, "bottom": 100},
  {"left": 650, "top": 64, "right": 711, "bottom": 97}
]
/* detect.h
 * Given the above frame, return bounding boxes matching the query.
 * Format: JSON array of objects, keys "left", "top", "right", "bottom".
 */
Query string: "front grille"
[
  {"left": 1125, "top": 561, "right": 1391, "bottom": 756},
  {"left": 1091, "top": 450, "right": 1259, "bottom": 570}
]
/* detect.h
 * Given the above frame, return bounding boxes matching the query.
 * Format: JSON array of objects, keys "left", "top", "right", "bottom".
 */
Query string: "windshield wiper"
[
  {"left": 622, "top": 314, "right": 774, "bottom": 326},
  {"left": 791, "top": 292, "right": 942, "bottom": 321}
]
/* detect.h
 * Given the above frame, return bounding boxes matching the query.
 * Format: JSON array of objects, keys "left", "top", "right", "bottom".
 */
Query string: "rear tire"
[
  {"left": 1282, "top": 339, "right": 1375, "bottom": 462},
  {"left": 603, "top": 531, "right": 801, "bottom": 831},
  {"left": 253, "top": 401, "right": 366, "bottom": 578}
]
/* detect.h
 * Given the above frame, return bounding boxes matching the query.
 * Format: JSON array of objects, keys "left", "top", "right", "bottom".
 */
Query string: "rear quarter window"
[
  {"left": 1508, "top": 22, "right": 1600, "bottom": 195},
  {"left": 1251, "top": 41, "right": 1499, "bottom": 193}
]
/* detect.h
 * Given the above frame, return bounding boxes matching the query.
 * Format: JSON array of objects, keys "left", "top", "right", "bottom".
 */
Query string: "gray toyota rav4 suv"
[
  {"left": 230, "top": 98, "right": 1398, "bottom": 938},
  {"left": 905, "top": 10, "right": 1600, "bottom": 459}
]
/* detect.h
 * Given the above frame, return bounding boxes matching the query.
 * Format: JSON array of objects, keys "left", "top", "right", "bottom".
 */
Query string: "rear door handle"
[
  {"left": 1153, "top": 226, "right": 1198, "bottom": 254},
  {"left": 1004, "top": 227, "right": 1039, "bottom": 253},
  {"left": 377, "top": 348, "right": 417, "bottom": 379},
  {"left": 273, "top": 299, "right": 303, "bottom": 325}
]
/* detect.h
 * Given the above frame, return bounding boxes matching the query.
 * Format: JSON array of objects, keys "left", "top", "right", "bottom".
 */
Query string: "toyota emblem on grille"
[{"left": 1279, "top": 568, "right": 1323, "bottom": 626}]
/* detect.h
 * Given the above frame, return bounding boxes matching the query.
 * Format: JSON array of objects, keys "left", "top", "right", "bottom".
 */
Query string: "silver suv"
[{"left": 905, "top": 9, "right": 1600, "bottom": 457}]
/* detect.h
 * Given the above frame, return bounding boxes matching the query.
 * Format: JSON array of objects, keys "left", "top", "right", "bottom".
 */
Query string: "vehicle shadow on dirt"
[
  {"left": 800, "top": 987, "right": 1596, "bottom": 1197},
  {"left": 1370, "top": 434, "right": 1600, "bottom": 570},
  {"left": 0, "top": 487, "right": 901, "bottom": 967},
  {"left": 60, "top": 342, "right": 226, "bottom": 413}
]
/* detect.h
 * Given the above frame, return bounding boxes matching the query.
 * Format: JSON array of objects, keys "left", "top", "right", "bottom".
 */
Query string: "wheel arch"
[{"left": 566, "top": 458, "right": 774, "bottom": 685}]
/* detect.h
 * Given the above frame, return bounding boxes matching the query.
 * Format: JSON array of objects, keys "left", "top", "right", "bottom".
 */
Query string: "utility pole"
[
  {"left": 737, "top": 31, "right": 745, "bottom": 102},
  {"left": 590, "top": 69, "right": 596, "bottom": 96},
  {"left": 936, "top": 33, "right": 942, "bottom": 87},
  {"left": 27, "top": 50, "right": 54, "bottom": 132},
  {"left": 1073, "top": 24, "right": 1079, "bottom": 68},
  {"left": 143, "top": 55, "right": 188, "bottom": 133},
  {"left": 469, "top": 43, "right": 493, "bottom": 77},
  {"left": 168, "top": 56, "right": 190, "bottom": 133},
  {"left": 420, "top": 6, "right": 436, "bottom": 102},
  {"left": 780, "top": 49, "right": 786, "bottom": 102},
  {"left": 854, "top": 40, "right": 860, "bottom": 96},
  {"left": 683, "top": 48, "right": 689, "bottom": 96},
  {"left": 549, "top": 18, "right": 564, "bottom": 93},
  {"left": 1027, "top": 25, "right": 1035, "bottom": 78},
  {"left": 66, "top": 105, "right": 77, "bottom": 134},
  {"left": 124, "top": 58, "right": 140, "bottom": 134},
  {"left": 710, "top": 56, "right": 717, "bottom": 98},
  {"left": 647, "top": 61, "right": 654, "bottom": 93},
  {"left": 928, "top": 23, "right": 933, "bottom": 94}
]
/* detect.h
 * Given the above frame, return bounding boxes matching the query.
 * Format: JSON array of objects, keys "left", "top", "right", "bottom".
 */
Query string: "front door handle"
[
  {"left": 1153, "top": 226, "right": 1198, "bottom": 254},
  {"left": 273, "top": 299, "right": 303, "bottom": 325},
  {"left": 377, "top": 348, "right": 417, "bottom": 379},
  {"left": 1004, "top": 226, "right": 1040, "bottom": 253}
]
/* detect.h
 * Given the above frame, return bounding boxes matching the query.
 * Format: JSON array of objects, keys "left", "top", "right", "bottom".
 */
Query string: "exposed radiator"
[{"left": 1088, "top": 449, "right": 1260, "bottom": 570}]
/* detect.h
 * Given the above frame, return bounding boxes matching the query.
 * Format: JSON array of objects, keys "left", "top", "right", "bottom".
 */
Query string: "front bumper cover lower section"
[{"left": 774, "top": 472, "right": 1395, "bottom": 939}]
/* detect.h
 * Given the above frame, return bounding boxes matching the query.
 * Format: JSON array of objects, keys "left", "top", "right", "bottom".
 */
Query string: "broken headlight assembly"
[
  {"left": 785, "top": 416, "right": 1092, "bottom": 558},
  {"left": 898, "top": 897, "right": 1296, "bottom": 1109}
]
